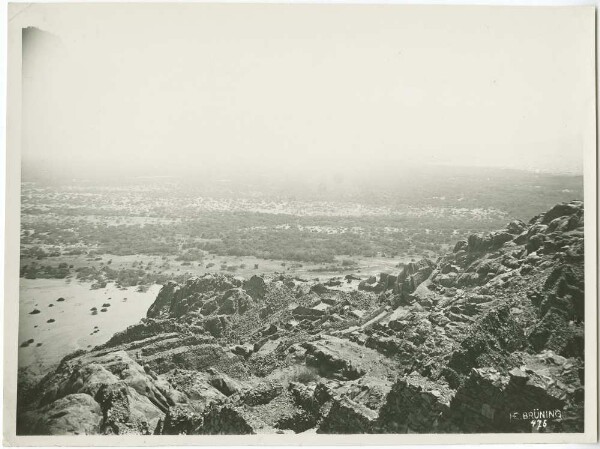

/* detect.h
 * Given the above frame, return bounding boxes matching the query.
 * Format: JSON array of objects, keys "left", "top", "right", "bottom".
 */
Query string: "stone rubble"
[{"left": 17, "top": 201, "right": 586, "bottom": 435}]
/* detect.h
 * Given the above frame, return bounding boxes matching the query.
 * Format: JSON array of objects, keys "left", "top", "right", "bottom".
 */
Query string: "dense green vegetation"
[
  {"left": 21, "top": 261, "right": 194, "bottom": 289},
  {"left": 21, "top": 262, "right": 71, "bottom": 279},
  {"left": 20, "top": 168, "right": 583, "bottom": 272},
  {"left": 21, "top": 211, "right": 480, "bottom": 264}
]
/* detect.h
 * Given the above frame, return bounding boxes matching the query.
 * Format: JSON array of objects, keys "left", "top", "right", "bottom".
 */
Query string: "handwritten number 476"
[{"left": 531, "top": 419, "right": 547, "bottom": 430}]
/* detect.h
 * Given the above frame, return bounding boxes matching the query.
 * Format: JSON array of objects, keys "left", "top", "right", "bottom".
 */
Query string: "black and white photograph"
[{"left": 3, "top": 2, "right": 597, "bottom": 444}]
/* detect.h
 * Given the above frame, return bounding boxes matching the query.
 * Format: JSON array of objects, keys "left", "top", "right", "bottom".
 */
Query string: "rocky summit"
[{"left": 17, "top": 201, "right": 585, "bottom": 435}]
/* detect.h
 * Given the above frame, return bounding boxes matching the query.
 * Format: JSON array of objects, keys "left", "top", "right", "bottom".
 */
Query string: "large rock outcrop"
[{"left": 17, "top": 201, "right": 586, "bottom": 435}]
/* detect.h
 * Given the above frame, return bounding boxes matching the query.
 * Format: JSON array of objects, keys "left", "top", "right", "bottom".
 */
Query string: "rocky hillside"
[{"left": 17, "top": 201, "right": 585, "bottom": 435}]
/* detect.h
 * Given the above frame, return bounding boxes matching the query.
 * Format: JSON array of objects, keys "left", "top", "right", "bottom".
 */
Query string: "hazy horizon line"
[{"left": 21, "top": 161, "right": 584, "bottom": 184}]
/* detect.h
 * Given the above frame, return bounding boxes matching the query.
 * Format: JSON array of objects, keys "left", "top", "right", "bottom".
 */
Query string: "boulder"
[
  {"left": 161, "top": 404, "right": 202, "bottom": 435},
  {"left": 241, "top": 382, "right": 284, "bottom": 406},
  {"left": 377, "top": 373, "right": 453, "bottom": 433},
  {"left": 541, "top": 201, "right": 583, "bottom": 225},
  {"left": 196, "top": 404, "right": 268, "bottom": 434},
  {"left": 318, "top": 397, "right": 378, "bottom": 433},
  {"left": 303, "top": 337, "right": 368, "bottom": 380},
  {"left": 95, "top": 381, "right": 164, "bottom": 434},
  {"left": 208, "top": 371, "right": 243, "bottom": 396},
  {"left": 506, "top": 220, "right": 527, "bottom": 235},
  {"left": 19, "top": 394, "right": 103, "bottom": 435},
  {"left": 311, "top": 283, "right": 331, "bottom": 294},
  {"left": 204, "top": 315, "right": 230, "bottom": 338},
  {"left": 216, "top": 288, "right": 253, "bottom": 315},
  {"left": 394, "top": 259, "right": 434, "bottom": 299},
  {"left": 453, "top": 240, "right": 468, "bottom": 252},
  {"left": 292, "top": 305, "right": 325, "bottom": 320},
  {"left": 243, "top": 275, "right": 266, "bottom": 299}
]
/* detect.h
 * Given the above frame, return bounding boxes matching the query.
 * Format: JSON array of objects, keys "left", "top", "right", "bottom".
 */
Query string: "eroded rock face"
[
  {"left": 242, "top": 275, "right": 266, "bottom": 297},
  {"left": 318, "top": 396, "right": 378, "bottom": 433},
  {"left": 19, "top": 351, "right": 175, "bottom": 435},
  {"left": 18, "top": 201, "right": 586, "bottom": 435},
  {"left": 394, "top": 259, "right": 435, "bottom": 300},
  {"left": 19, "top": 394, "right": 103, "bottom": 435},
  {"left": 303, "top": 337, "right": 372, "bottom": 380},
  {"left": 377, "top": 373, "right": 454, "bottom": 433},
  {"left": 449, "top": 350, "right": 583, "bottom": 433},
  {"left": 147, "top": 275, "right": 241, "bottom": 319},
  {"left": 160, "top": 404, "right": 203, "bottom": 435}
]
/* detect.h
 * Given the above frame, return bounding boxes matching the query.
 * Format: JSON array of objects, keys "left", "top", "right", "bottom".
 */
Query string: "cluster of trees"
[
  {"left": 174, "top": 248, "right": 204, "bottom": 262},
  {"left": 20, "top": 246, "right": 60, "bottom": 260},
  {"left": 75, "top": 265, "right": 175, "bottom": 288},
  {"left": 196, "top": 224, "right": 454, "bottom": 263},
  {"left": 21, "top": 262, "right": 70, "bottom": 279},
  {"left": 24, "top": 181, "right": 569, "bottom": 267},
  {"left": 20, "top": 209, "right": 484, "bottom": 266}
]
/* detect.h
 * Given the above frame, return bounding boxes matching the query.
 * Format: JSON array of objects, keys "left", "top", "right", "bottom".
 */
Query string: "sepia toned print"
[{"left": 4, "top": 3, "right": 597, "bottom": 444}]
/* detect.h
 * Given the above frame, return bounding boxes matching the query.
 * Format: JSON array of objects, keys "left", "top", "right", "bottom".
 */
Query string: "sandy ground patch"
[{"left": 18, "top": 279, "right": 160, "bottom": 377}]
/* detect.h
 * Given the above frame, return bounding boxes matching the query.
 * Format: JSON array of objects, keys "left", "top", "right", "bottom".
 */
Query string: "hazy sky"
[{"left": 17, "top": 4, "right": 594, "bottom": 178}]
